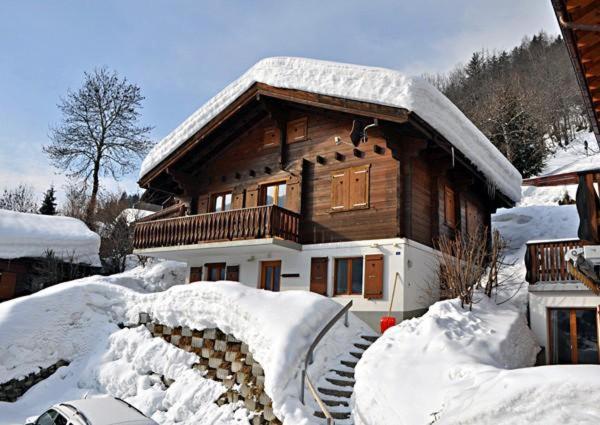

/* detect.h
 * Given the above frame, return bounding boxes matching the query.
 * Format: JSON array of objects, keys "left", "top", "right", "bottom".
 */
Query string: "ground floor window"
[
  {"left": 334, "top": 257, "right": 363, "bottom": 295},
  {"left": 549, "top": 307, "right": 599, "bottom": 364},
  {"left": 260, "top": 260, "right": 281, "bottom": 291},
  {"left": 206, "top": 263, "right": 226, "bottom": 281}
]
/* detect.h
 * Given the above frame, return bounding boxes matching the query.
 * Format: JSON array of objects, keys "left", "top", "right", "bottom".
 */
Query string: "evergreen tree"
[{"left": 39, "top": 186, "right": 57, "bottom": 215}]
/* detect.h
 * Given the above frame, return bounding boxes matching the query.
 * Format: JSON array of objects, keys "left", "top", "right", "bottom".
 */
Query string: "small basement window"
[{"left": 334, "top": 257, "right": 363, "bottom": 295}]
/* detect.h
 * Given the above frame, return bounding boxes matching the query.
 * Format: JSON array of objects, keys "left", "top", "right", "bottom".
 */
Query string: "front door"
[
  {"left": 260, "top": 261, "right": 281, "bottom": 292},
  {"left": 549, "top": 307, "right": 599, "bottom": 364},
  {"left": 310, "top": 257, "right": 328, "bottom": 295}
]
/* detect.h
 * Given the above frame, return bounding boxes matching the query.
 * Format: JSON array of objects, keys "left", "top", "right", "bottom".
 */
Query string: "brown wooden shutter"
[
  {"left": 189, "top": 267, "right": 202, "bottom": 283},
  {"left": 444, "top": 186, "right": 456, "bottom": 228},
  {"left": 263, "top": 127, "right": 279, "bottom": 147},
  {"left": 0, "top": 271, "right": 17, "bottom": 300},
  {"left": 364, "top": 254, "right": 384, "bottom": 299},
  {"left": 466, "top": 200, "right": 480, "bottom": 236},
  {"left": 245, "top": 188, "right": 259, "bottom": 207},
  {"left": 286, "top": 117, "right": 308, "bottom": 143},
  {"left": 226, "top": 265, "right": 240, "bottom": 281},
  {"left": 310, "top": 257, "right": 328, "bottom": 295},
  {"left": 350, "top": 165, "right": 370, "bottom": 209},
  {"left": 331, "top": 169, "right": 349, "bottom": 211},
  {"left": 196, "top": 195, "right": 209, "bottom": 214},
  {"left": 231, "top": 189, "right": 245, "bottom": 210},
  {"left": 285, "top": 182, "right": 301, "bottom": 213}
]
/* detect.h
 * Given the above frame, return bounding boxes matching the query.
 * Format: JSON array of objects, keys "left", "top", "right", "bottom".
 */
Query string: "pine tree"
[{"left": 39, "top": 186, "right": 57, "bottom": 215}]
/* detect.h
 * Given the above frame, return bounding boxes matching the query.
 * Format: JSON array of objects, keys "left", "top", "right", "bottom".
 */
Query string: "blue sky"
[{"left": 0, "top": 1, "right": 560, "bottom": 205}]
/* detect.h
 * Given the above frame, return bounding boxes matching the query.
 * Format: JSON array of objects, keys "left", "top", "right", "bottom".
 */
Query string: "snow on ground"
[
  {"left": 120, "top": 208, "right": 155, "bottom": 225},
  {"left": 353, "top": 147, "right": 600, "bottom": 424},
  {"left": 140, "top": 57, "right": 522, "bottom": 203},
  {"left": 0, "top": 209, "right": 101, "bottom": 266},
  {"left": 0, "top": 261, "right": 371, "bottom": 425},
  {"left": 540, "top": 130, "right": 599, "bottom": 177}
]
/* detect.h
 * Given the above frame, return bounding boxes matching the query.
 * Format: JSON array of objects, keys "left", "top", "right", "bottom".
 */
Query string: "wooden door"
[
  {"left": 0, "top": 271, "right": 17, "bottom": 300},
  {"left": 260, "top": 261, "right": 281, "bottom": 292},
  {"left": 206, "top": 263, "right": 226, "bottom": 281},
  {"left": 310, "top": 258, "right": 328, "bottom": 295},
  {"left": 226, "top": 265, "right": 240, "bottom": 282},
  {"left": 364, "top": 254, "right": 384, "bottom": 299}
]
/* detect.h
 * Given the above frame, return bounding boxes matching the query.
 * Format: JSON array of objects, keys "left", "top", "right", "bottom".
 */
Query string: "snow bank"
[
  {"left": 0, "top": 209, "right": 101, "bottom": 266},
  {"left": 353, "top": 297, "right": 539, "bottom": 425},
  {"left": 0, "top": 262, "right": 371, "bottom": 425},
  {"left": 140, "top": 57, "right": 522, "bottom": 202}
]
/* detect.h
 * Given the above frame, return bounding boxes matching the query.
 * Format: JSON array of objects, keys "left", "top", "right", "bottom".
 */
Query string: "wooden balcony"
[
  {"left": 526, "top": 239, "right": 584, "bottom": 284},
  {"left": 133, "top": 205, "right": 300, "bottom": 250}
]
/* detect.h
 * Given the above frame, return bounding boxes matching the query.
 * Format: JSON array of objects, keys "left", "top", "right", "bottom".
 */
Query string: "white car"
[{"left": 26, "top": 397, "right": 157, "bottom": 425}]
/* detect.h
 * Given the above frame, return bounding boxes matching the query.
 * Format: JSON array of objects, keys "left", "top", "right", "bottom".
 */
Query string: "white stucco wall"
[
  {"left": 139, "top": 238, "right": 440, "bottom": 326},
  {"left": 529, "top": 284, "right": 600, "bottom": 362}
]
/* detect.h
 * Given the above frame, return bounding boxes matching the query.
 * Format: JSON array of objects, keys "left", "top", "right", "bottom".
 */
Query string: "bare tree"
[
  {"left": 0, "top": 184, "right": 38, "bottom": 213},
  {"left": 44, "top": 67, "right": 154, "bottom": 228},
  {"left": 61, "top": 180, "right": 89, "bottom": 221}
]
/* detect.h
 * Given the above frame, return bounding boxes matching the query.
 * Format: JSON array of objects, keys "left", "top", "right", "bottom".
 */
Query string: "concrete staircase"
[{"left": 312, "top": 334, "right": 378, "bottom": 423}]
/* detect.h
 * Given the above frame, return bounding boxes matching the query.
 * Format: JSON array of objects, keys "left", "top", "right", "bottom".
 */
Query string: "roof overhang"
[{"left": 551, "top": 0, "right": 600, "bottom": 147}]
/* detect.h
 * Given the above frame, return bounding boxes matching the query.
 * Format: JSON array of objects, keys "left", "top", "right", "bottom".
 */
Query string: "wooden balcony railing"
[
  {"left": 525, "top": 239, "right": 584, "bottom": 284},
  {"left": 133, "top": 205, "right": 300, "bottom": 250}
]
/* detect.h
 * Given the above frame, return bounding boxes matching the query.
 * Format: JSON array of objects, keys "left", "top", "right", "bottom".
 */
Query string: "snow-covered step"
[
  {"left": 321, "top": 398, "right": 350, "bottom": 407},
  {"left": 330, "top": 369, "right": 354, "bottom": 379},
  {"left": 353, "top": 342, "right": 370, "bottom": 351},
  {"left": 361, "top": 335, "right": 378, "bottom": 343},
  {"left": 325, "top": 377, "right": 354, "bottom": 387},
  {"left": 340, "top": 359, "right": 357, "bottom": 368},
  {"left": 348, "top": 351, "right": 363, "bottom": 360},
  {"left": 318, "top": 386, "right": 353, "bottom": 398},
  {"left": 314, "top": 410, "right": 351, "bottom": 420}
]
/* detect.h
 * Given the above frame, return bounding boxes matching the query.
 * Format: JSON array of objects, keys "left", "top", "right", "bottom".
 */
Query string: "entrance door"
[
  {"left": 549, "top": 308, "right": 599, "bottom": 364},
  {"left": 226, "top": 265, "right": 240, "bottom": 282},
  {"left": 260, "top": 261, "right": 281, "bottom": 292},
  {"left": 310, "top": 258, "right": 328, "bottom": 295}
]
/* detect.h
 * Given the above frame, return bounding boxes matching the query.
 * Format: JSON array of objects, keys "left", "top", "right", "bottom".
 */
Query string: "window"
[
  {"left": 330, "top": 165, "right": 370, "bottom": 212},
  {"left": 206, "top": 263, "right": 226, "bottom": 281},
  {"left": 444, "top": 185, "right": 456, "bottom": 228},
  {"left": 286, "top": 117, "right": 308, "bottom": 143},
  {"left": 35, "top": 410, "right": 65, "bottom": 425},
  {"left": 262, "top": 182, "right": 287, "bottom": 208},
  {"left": 189, "top": 267, "right": 202, "bottom": 283},
  {"left": 549, "top": 308, "right": 599, "bottom": 364},
  {"left": 210, "top": 191, "right": 232, "bottom": 212},
  {"left": 261, "top": 261, "right": 281, "bottom": 291},
  {"left": 334, "top": 258, "right": 363, "bottom": 295}
]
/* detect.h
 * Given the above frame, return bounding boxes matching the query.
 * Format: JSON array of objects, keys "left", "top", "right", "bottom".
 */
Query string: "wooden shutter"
[
  {"left": 263, "top": 127, "right": 279, "bottom": 147},
  {"left": 444, "top": 186, "right": 456, "bottom": 228},
  {"left": 245, "top": 188, "right": 259, "bottom": 207},
  {"left": 466, "top": 200, "right": 480, "bottom": 236},
  {"left": 226, "top": 265, "right": 240, "bottom": 281},
  {"left": 231, "top": 189, "right": 245, "bottom": 210},
  {"left": 364, "top": 254, "right": 384, "bottom": 299},
  {"left": 350, "top": 165, "right": 370, "bottom": 209},
  {"left": 286, "top": 117, "right": 308, "bottom": 143},
  {"left": 189, "top": 267, "right": 202, "bottom": 283},
  {"left": 0, "top": 271, "right": 17, "bottom": 300},
  {"left": 331, "top": 169, "right": 349, "bottom": 211},
  {"left": 310, "top": 257, "right": 328, "bottom": 295},
  {"left": 285, "top": 182, "right": 301, "bottom": 213}
]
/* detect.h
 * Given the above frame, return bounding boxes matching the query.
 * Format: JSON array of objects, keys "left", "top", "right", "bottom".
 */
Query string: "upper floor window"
[
  {"left": 262, "top": 182, "right": 287, "bottom": 208},
  {"left": 331, "top": 165, "right": 370, "bottom": 212},
  {"left": 211, "top": 191, "right": 232, "bottom": 212}
]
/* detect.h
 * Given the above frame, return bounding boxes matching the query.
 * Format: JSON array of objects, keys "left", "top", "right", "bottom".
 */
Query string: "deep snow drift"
[
  {"left": 140, "top": 57, "right": 522, "bottom": 203},
  {"left": 0, "top": 261, "right": 372, "bottom": 425},
  {"left": 0, "top": 209, "right": 101, "bottom": 266},
  {"left": 353, "top": 159, "right": 600, "bottom": 424}
]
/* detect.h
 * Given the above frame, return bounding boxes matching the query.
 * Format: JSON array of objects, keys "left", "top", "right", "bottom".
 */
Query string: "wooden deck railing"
[
  {"left": 133, "top": 205, "right": 300, "bottom": 249},
  {"left": 526, "top": 239, "right": 584, "bottom": 284}
]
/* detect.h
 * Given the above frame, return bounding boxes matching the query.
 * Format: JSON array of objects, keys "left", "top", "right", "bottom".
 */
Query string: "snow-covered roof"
[
  {"left": 119, "top": 208, "right": 154, "bottom": 225},
  {"left": 0, "top": 209, "right": 101, "bottom": 266},
  {"left": 140, "top": 57, "right": 522, "bottom": 202}
]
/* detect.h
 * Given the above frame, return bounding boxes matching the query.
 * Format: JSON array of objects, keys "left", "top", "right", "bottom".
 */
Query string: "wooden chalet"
[
  {"left": 133, "top": 57, "right": 520, "bottom": 329},
  {"left": 526, "top": 1, "right": 600, "bottom": 365}
]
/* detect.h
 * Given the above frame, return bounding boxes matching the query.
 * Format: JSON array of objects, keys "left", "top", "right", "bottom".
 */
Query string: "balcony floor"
[{"left": 133, "top": 237, "right": 302, "bottom": 262}]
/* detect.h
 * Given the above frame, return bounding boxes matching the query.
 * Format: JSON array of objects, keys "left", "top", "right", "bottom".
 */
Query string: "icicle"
[{"left": 487, "top": 180, "right": 496, "bottom": 199}]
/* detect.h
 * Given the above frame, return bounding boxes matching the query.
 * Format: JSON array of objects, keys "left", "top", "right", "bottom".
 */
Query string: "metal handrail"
[{"left": 300, "top": 300, "right": 353, "bottom": 424}]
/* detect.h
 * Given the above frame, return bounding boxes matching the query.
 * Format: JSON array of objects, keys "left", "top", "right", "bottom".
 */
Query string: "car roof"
[{"left": 58, "top": 398, "right": 156, "bottom": 425}]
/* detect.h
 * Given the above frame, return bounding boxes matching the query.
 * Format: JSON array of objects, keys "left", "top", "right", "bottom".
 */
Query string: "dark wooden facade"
[{"left": 136, "top": 84, "right": 510, "bottom": 250}]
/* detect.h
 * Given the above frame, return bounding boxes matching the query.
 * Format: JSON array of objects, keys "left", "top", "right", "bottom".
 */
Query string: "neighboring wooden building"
[
  {"left": 133, "top": 57, "right": 521, "bottom": 329},
  {"left": 525, "top": 0, "right": 600, "bottom": 365}
]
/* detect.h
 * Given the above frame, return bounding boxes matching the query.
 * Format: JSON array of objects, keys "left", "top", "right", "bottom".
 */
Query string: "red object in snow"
[{"left": 380, "top": 316, "right": 396, "bottom": 333}]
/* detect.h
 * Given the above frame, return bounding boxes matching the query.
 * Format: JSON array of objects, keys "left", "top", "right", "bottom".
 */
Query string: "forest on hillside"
[{"left": 426, "top": 31, "right": 592, "bottom": 178}]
